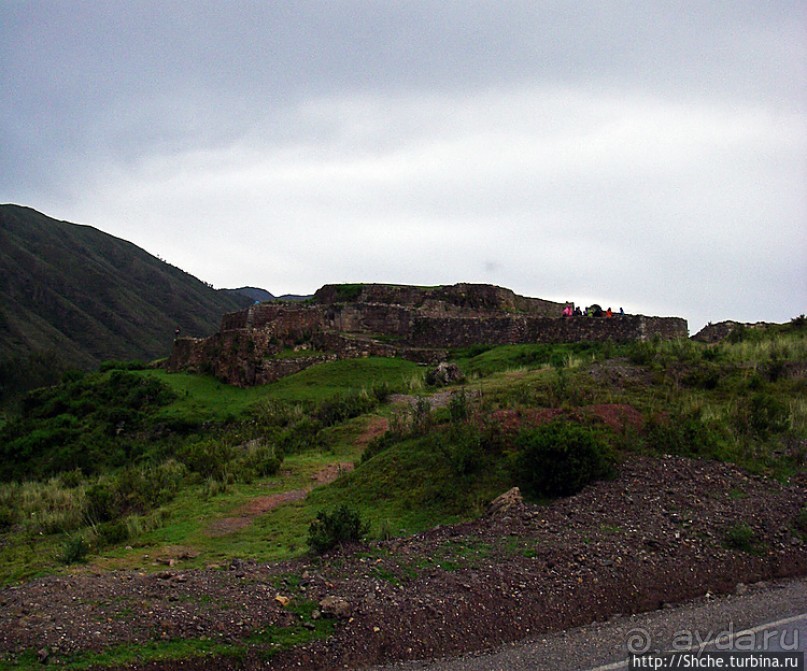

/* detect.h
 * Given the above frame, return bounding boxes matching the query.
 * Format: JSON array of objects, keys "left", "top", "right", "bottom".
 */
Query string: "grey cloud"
[{"left": 1, "top": 1, "right": 805, "bottom": 332}]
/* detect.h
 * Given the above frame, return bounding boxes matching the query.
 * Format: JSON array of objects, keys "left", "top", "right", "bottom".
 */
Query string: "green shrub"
[
  {"left": 0, "top": 505, "right": 15, "bottom": 530},
  {"left": 645, "top": 413, "right": 722, "bottom": 458},
  {"left": 513, "top": 422, "right": 615, "bottom": 499},
  {"left": 59, "top": 534, "right": 90, "bottom": 564},
  {"left": 795, "top": 507, "right": 807, "bottom": 537},
  {"left": 307, "top": 505, "right": 369, "bottom": 554},
  {"left": 84, "top": 460, "right": 186, "bottom": 524},
  {"left": 243, "top": 443, "right": 282, "bottom": 477},
  {"left": 84, "top": 481, "right": 118, "bottom": 523},
  {"left": 727, "top": 325, "right": 750, "bottom": 344},
  {"left": 277, "top": 417, "right": 324, "bottom": 454},
  {"left": 746, "top": 392, "right": 789, "bottom": 438},
  {"left": 683, "top": 364, "right": 722, "bottom": 390},
  {"left": 411, "top": 397, "right": 433, "bottom": 435},
  {"left": 371, "top": 382, "right": 392, "bottom": 404},
  {"left": 432, "top": 425, "right": 487, "bottom": 476},
  {"left": 723, "top": 523, "right": 762, "bottom": 554},
  {"left": 314, "top": 390, "right": 376, "bottom": 426},
  {"left": 59, "top": 468, "right": 85, "bottom": 489},
  {"left": 178, "top": 439, "right": 237, "bottom": 480},
  {"left": 96, "top": 519, "right": 130, "bottom": 546},
  {"left": 448, "top": 390, "right": 470, "bottom": 424},
  {"left": 360, "top": 432, "right": 397, "bottom": 464}
]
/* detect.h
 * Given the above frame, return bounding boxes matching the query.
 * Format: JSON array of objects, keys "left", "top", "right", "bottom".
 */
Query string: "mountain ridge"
[{"left": 0, "top": 204, "right": 260, "bottom": 373}]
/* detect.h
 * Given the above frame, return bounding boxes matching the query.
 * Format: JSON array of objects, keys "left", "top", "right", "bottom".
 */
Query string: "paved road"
[{"left": 370, "top": 576, "right": 806, "bottom": 671}]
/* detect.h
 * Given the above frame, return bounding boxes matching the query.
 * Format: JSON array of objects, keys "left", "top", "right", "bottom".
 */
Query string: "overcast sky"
[{"left": 2, "top": 1, "right": 805, "bottom": 332}]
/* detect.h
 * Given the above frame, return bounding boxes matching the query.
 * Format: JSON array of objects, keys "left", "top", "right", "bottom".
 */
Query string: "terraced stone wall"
[{"left": 168, "top": 285, "right": 688, "bottom": 386}]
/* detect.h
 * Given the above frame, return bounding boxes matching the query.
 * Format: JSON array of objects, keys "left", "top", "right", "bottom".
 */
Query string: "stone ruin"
[{"left": 167, "top": 283, "right": 688, "bottom": 386}]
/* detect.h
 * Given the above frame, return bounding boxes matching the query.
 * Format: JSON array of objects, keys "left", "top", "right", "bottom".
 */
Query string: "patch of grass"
[
  {"left": 264, "top": 358, "right": 422, "bottom": 402},
  {"left": 371, "top": 565, "right": 403, "bottom": 586},
  {"left": 455, "top": 342, "right": 621, "bottom": 378},
  {"left": 723, "top": 522, "right": 765, "bottom": 555},
  {"left": 312, "top": 426, "right": 512, "bottom": 538},
  {"left": 0, "top": 605, "right": 334, "bottom": 670},
  {"left": 795, "top": 506, "right": 807, "bottom": 540},
  {"left": 139, "top": 358, "right": 420, "bottom": 423}
]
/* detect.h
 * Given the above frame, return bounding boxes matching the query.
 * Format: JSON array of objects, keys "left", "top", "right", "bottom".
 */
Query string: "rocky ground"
[{"left": 1, "top": 455, "right": 805, "bottom": 670}]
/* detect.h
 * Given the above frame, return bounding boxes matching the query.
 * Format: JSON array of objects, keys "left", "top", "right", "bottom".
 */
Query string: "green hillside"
[
  {"left": 0, "top": 323, "right": 804, "bottom": 668},
  {"left": 1, "top": 325, "right": 805, "bottom": 577},
  {"left": 0, "top": 205, "right": 253, "bottom": 395}
]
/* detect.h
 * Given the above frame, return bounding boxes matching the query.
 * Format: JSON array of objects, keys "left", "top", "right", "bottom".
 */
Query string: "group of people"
[{"left": 561, "top": 304, "right": 624, "bottom": 318}]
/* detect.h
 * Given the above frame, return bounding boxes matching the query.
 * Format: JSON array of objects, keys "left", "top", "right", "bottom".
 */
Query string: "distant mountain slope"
[
  {"left": 223, "top": 287, "right": 276, "bottom": 303},
  {"left": 0, "top": 204, "right": 254, "bottom": 369}
]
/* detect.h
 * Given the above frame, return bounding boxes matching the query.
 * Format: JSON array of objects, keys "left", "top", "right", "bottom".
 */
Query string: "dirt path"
[{"left": 204, "top": 461, "right": 355, "bottom": 537}]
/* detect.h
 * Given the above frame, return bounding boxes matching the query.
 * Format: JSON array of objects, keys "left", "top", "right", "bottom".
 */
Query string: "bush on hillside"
[
  {"left": 513, "top": 422, "right": 615, "bottom": 499},
  {"left": 59, "top": 534, "right": 90, "bottom": 565},
  {"left": 644, "top": 412, "right": 723, "bottom": 459},
  {"left": 99, "top": 360, "right": 148, "bottom": 372},
  {"left": 0, "top": 371, "right": 178, "bottom": 480},
  {"left": 307, "top": 504, "right": 369, "bottom": 554},
  {"left": 84, "top": 461, "right": 187, "bottom": 524},
  {"left": 745, "top": 392, "right": 789, "bottom": 439},
  {"left": 723, "top": 522, "right": 763, "bottom": 555},
  {"left": 314, "top": 390, "right": 377, "bottom": 426}
]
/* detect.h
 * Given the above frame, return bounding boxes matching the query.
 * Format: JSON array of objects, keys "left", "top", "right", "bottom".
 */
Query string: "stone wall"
[
  {"left": 313, "top": 283, "right": 565, "bottom": 317},
  {"left": 167, "top": 284, "right": 688, "bottom": 386},
  {"left": 408, "top": 314, "right": 687, "bottom": 348}
]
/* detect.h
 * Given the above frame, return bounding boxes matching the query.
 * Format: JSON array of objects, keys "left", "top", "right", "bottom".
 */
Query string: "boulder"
[
  {"left": 426, "top": 362, "right": 465, "bottom": 386},
  {"left": 487, "top": 487, "right": 524, "bottom": 516}
]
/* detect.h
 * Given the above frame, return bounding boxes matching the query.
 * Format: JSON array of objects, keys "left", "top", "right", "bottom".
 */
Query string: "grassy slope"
[
  {"left": 0, "top": 331, "right": 805, "bottom": 669},
  {"left": 1, "top": 330, "right": 805, "bottom": 585}
]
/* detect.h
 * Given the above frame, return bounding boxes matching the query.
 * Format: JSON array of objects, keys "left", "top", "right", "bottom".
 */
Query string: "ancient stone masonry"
[{"left": 167, "top": 283, "right": 688, "bottom": 386}]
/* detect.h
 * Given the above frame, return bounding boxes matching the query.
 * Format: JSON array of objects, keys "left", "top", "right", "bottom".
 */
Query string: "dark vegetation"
[
  {"left": 307, "top": 504, "right": 370, "bottom": 554},
  {"left": 513, "top": 422, "right": 615, "bottom": 499}
]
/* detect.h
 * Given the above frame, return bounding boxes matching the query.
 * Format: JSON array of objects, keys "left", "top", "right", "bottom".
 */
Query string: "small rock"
[
  {"left": 319, "top": 596, "right": 352, "bottom": 619},
  {"left": 275, "top": 594, "right": 291, "bottom": 607}
]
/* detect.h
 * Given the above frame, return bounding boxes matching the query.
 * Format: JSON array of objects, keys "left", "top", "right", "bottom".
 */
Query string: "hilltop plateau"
[{"left": 168, "top": 282, "right": 687, "bottom": 386}]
